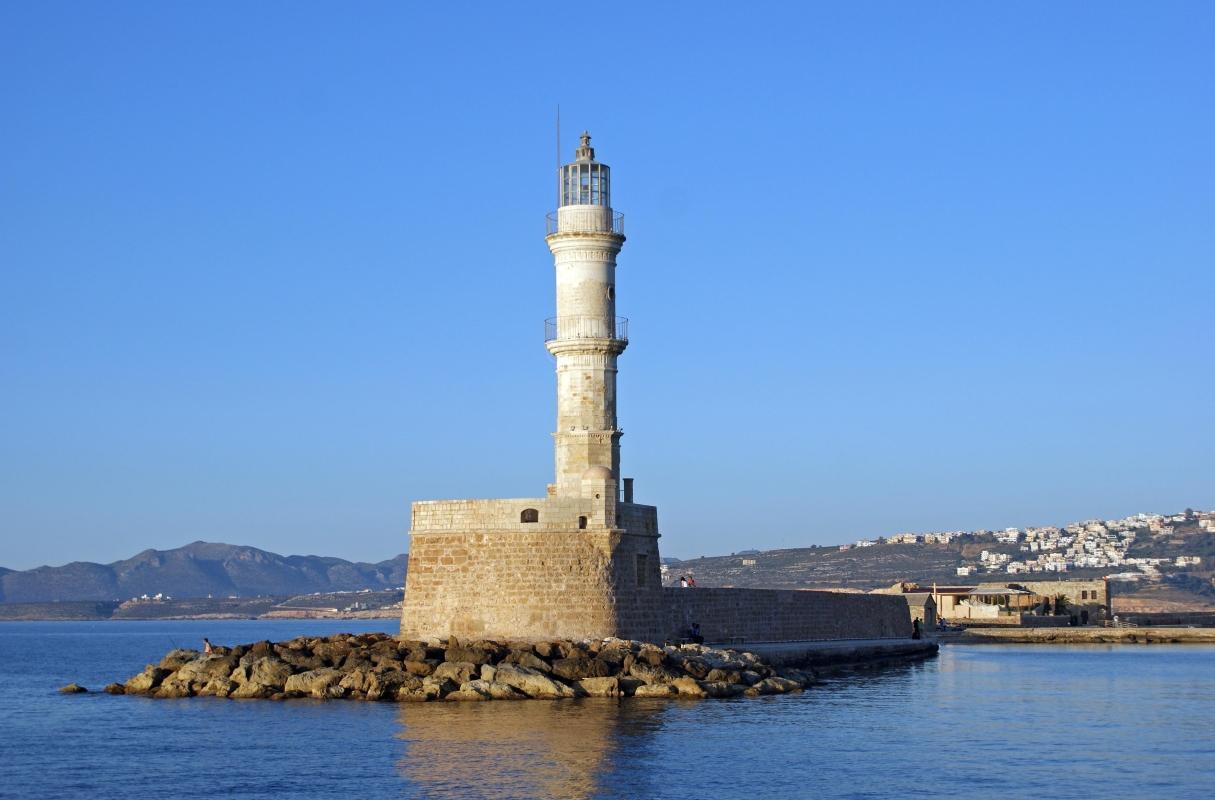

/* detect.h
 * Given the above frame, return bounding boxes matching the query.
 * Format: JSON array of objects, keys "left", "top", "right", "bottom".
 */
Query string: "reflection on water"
[
  {"left": 5, "top": 624, "right": 1213, "bottom": 800},
  {"left": 395, "top": 699, "right": 667, "bottom": 800}
]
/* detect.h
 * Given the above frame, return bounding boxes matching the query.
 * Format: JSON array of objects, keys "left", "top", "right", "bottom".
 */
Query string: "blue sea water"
[{"left": 0, "top": 620, "right": 1212, "bottom": 799}]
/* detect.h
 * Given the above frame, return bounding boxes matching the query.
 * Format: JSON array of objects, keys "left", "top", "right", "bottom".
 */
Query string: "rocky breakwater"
[{"left": 108, "top": 633, "right": 815, "bottom": 702}]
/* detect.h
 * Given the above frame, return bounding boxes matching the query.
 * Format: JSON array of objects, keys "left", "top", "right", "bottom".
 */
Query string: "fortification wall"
[
  {"left": 402, "top": 498, "right": 664, "bottom": 642},
  {"left": 661, "top": 588, "right": 911, "bottom": 643}
]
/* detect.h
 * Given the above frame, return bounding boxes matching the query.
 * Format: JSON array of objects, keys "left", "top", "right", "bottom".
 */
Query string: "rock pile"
[{"left": 113, "top": 633, "right": 815, "bottom": 702}]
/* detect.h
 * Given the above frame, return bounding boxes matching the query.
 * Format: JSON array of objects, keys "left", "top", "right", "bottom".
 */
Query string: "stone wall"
[
  {"left": 403, "top": 500, "right": 911, "bottom": 645},
  {"left": 1014, "top": 579, "right": 1109, "bottom": 608},
  {"left": 661, "top": 588, "right": 911, "bottom": 643},
  {"left": 410, "top": 498, "right": 658, "bottom": 537},
  {"left": 401, "top": 497, "right": 664, "bottom": 642}
]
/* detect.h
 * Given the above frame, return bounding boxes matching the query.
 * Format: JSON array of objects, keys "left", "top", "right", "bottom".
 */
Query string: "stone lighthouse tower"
[
  {"left": 400, "top": 132, "right": 664, "bottom": 642},
  {"left": 546, "top": 132, "right": 627, "bottom": 497}
]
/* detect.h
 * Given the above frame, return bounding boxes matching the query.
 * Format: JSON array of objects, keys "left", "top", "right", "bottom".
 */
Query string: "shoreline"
[{"left": 954, "top": 627, "right": 1215, "bottom": 644}]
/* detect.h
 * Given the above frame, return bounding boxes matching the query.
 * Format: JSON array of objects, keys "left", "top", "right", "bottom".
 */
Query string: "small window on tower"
[
  {"left": 578, "top": 516, "right": 588, "bottom": 529},
  {"left": 520, "top": 508, "right": 539, "bottom": 523}
]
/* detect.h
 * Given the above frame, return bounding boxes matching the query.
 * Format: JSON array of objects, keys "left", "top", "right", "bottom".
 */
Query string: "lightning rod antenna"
[{"left": 556, "top": 104, "right": 561, "bottom": 211}]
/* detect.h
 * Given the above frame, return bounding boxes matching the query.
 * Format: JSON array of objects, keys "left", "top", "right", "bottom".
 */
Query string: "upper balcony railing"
[
  {"left": 545, "top": 316, "right": 628, "bottom": 343},
  {"left": 545, "top": 211, "right": 625, "bottom": 237}
]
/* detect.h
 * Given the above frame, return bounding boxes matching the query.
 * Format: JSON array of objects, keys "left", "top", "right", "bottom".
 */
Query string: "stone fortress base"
[
  {"left": 400, "top": 476, "right": 667, "bottom": 642},
  {"left": 400, "top": 490, "right": 910, "bottom": 644}
]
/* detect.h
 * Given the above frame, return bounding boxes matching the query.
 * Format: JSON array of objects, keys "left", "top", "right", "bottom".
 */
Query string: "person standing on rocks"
[{"left": 203, "top": 638, "right": 214, "bottom": 655}]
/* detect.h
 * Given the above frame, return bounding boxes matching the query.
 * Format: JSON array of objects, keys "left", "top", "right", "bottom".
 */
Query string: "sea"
[{"left": 0, "top": 620, "right": 1212, "bottom": 800}]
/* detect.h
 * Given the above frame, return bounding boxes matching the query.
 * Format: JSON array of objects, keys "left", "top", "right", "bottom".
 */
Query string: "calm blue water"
[{"left": 0, "top": 620, "right": 1212, "bottom": 799}]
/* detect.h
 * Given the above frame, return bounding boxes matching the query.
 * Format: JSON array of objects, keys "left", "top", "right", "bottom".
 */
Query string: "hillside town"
[{"left": 841, "top": 510, "right": 1211, "bottom": 579}]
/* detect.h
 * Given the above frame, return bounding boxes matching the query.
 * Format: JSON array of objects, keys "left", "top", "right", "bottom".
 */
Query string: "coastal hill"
[
  {"left": 0, "top": 541, "right": 407, "bottom": 603},
  {"left": 666, "top": 515, "right": 1215, "bottom": 611},
  {"left": 4, "top": 513, "right": 1212, "bottom": 612}
]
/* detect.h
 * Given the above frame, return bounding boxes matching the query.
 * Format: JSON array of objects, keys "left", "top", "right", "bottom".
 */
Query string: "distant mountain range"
[{"left": 0, "top": 541, "right": 407, "bottom": 603}]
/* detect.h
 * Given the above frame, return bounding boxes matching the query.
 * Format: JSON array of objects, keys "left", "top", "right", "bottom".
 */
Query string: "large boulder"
[
  {"left": 229, "top": 657, "right": 294, "bottom": 698},
  {"left": 629, "top": 661, "right": 681, "bottom": 685},
  {"left": 634, "top": 683, "right": 679, "bottom": 697},
  {"left": 124, "top": 666, "right": 171, "bottom": 694},
  {"left": 445, "top": 646, "right": 496, "bottom": 665},
  {"left": 533, "top": 641, "right": 561, "bottom": 659},
  {"left": 432, "top": 661, "right": 478, "bottom": 685},
  {"left": 159, "top": 649, "right": 200, "bottom": 670},
  {"left": 493, "top": 663, "right": 575, "bottom": 699},
  {"left": 595, "top": 647, "right": 629, "bottom": 667},
  {"left": 739, "top": 670, "right": 763, "bottom": 686},
  {"left": 284, "top": 668, "right": 344, "bottom": 698},
  {"left": 705, "top": 668, "right": 742, "bottom": 684},
  {"left": 238, "top": 641, "right": 275, "bottom": 665},
  {"left": 365, "top": 671, "right": 421, "bottom": 700},
  {"left": 338, "top": 668, "right": 374, "bottom": 695},
  {"left": 576, "top": 677, "right": 620, "bottom": 697},
  {"left": 276, "top": 649, "right": 326, "bottom": 672},
  {"left": 671, "top": 677, "right": 707, "bottom": 698},
  {"left": 677, "top": 658, "right": 712, "bottom": 680},
  {"left": 550, "top": 657, "right": 614, "bottom": 681},
  {"left": 175, "top": 655, "right": 238, "bottom": 687},
  {"left": 618, "top": 677, "right": 646, "bottom": 696},
  {"left": 312, "top": 640, "right": 353, "bottom": 667},
  {"left": 403, "top": 660, "right": 436, "bottom": 677},
  {"left": 501, "top": 650, "right": 552, "bottom": 673},
  {"left": 451, "top": 680, "right": 525, "bottom": 701},
  {"left": 197, "top": 678, "right": 236, "bottom": 698},
  {"left": 59, "top": 683, "right": 87, "bottom": 694},
  {"left": 743, "top": 677, "right": 802, "bottom": 697},
  {"left": 154, "top": 675, "right": 194, "bottom": 698},
  {"left": 698, "top": 681, "right": 746, "bottom": 698}
]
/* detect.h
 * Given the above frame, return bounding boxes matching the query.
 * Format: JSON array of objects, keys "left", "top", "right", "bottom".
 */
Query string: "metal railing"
[
  {"left": 545, "top": 211, "right": 625, "bottom": 236},
  {"left": 545, "top": 316, "right": 628, "bottom": 342}
]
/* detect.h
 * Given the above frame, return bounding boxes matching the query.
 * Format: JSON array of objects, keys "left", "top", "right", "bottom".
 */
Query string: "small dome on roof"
[{"left": 581, "top": 466, "right": 613, "bottom": 481}]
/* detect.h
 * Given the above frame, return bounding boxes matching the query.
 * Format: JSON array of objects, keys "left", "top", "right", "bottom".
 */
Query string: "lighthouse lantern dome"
[{"left": 560, "top": 131, "right": 610, "bottom": 208}]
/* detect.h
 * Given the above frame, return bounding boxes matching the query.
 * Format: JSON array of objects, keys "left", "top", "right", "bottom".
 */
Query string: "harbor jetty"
[
  {"left": 958, "top": 627, "right": 1215, "bottom": 645},
  {"left": 99, "top": 633, "right": 936, "bottom": 702}
]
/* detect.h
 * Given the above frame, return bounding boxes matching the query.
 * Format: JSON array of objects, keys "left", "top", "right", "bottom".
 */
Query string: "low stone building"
[
  {"left": 879, "top": 579, "right": 1109, "bottom": 625},
  {"left": 904, "top": 593, "right": 937, "bottom": 629}
]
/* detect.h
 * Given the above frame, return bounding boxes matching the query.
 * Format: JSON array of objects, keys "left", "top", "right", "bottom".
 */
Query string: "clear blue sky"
[{"left": 2, "top": 2, "right": 1212, "bottom": 570}]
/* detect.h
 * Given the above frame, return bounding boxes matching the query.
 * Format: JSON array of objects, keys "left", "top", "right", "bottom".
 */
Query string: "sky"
[{"left": 1, "top": 2, "right": 1212, "bottom": 570}]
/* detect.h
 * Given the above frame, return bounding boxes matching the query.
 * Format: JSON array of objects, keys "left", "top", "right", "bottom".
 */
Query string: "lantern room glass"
[{"left": 561, "top": 162, "right": 610, "bottom": 207}]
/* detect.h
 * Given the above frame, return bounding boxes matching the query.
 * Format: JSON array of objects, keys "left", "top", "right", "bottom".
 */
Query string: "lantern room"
[{"left": 560, "top": 131, "right": 611, "bottom": 208}]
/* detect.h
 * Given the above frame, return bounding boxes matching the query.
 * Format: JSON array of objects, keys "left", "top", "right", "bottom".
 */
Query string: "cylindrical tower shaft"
[{"left": 545, "top": 132, "right": 627, "bottom": 496}]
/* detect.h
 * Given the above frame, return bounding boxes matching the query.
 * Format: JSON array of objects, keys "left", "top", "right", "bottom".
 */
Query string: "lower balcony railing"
[
  {"left": 545, "top": 316, "right": 628, "bottom": 342},
  {"left": 545, "top": 211, "right": 625, "bottom": 236}
]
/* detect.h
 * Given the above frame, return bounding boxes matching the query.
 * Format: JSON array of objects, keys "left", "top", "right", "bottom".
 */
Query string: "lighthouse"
[
  {"left": 400, "top": 131, "right": 664, "bottom": 642},
  {"left": 545, "top": 131, "right": 628, "bottom": 497}
]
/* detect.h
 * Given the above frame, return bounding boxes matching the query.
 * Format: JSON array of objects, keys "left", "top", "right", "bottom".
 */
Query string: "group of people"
[{"left": 677, "top": 575, "right": 697, "bottom": 588}]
